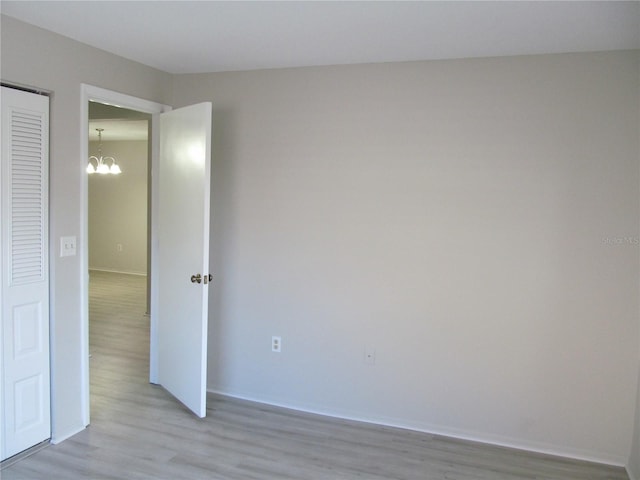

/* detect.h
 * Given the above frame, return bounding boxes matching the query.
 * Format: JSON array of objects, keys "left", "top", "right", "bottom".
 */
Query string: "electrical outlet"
[{"left": 272, "top": 336, "right": 281, "bottom": 353}]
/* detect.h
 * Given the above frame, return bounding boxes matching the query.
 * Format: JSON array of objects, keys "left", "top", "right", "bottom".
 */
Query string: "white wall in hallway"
[{"left": 88, "top": 140, "right": 148, "bottom": 275}]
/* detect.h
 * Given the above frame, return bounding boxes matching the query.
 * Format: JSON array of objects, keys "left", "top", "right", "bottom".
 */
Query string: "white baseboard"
[
  {"left": 88, "top": 267, "right": 147, "bottom": 276},
  {"left": 50, "top": 425, "right": 86, "bottom": 445},
  {"left": 207, "top": 387, "right": 628, "bottom": 469}
]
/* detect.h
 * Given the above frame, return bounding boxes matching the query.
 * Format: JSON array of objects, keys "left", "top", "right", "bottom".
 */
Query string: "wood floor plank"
[{"left": 1, "top": 271, "right": 630, "bottom": 479}]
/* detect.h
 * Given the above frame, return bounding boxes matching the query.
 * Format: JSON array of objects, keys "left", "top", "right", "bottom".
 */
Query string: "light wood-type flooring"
[{"left": 2, "top": 271, "right": 630, "bottom": 480}]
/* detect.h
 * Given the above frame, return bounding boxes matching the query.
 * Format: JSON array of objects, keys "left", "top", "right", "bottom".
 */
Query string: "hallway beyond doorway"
[{"left": 88, "top": 270, "right": 149, "bottom": 391}]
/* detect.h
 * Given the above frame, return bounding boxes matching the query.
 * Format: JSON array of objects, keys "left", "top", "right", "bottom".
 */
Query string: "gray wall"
[
  {"left": 631, "top": 363, "right": 640, "bottom": 479},
  {"left": 2, "top": 12, "right": 639, "bottom": 468},
  {"left": 173, "top": 51, "right": 640, "bottom": 464},
  {"left": 630, "top": 83, "right": 640, "bottom": 480},
  {"left": 0, "top": 15, "right": 171, "bottom": 442},
  {"left": 88, "top": 140, "right": 148, "bottom": 275}
]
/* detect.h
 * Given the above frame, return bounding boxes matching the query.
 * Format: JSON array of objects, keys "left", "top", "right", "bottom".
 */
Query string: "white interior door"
[
  {"left": 157, "top": 102, "right": 212, "bottom": 417},
  {"left": 0, "top": 86, "right": 50, "bottom": 460}
]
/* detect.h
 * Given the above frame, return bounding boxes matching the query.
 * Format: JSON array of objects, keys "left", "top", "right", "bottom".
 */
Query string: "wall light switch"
[{"left": 60, "top": 236, "right": 77, "bottom": 257}]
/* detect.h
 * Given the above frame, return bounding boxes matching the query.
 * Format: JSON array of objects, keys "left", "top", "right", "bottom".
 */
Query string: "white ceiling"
[
  {"left": 88, "top": 101, "right": 150, "bottom": 141},
  {"left": 2, "top": 1, "right": 639, "bottom": 75},
  {"left": 88, "top": 120, "right": 149, "bottom": 142}
]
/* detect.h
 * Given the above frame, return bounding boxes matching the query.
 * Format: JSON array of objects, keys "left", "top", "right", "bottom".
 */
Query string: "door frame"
[{"left": 79, "top": 84, "right": 170, "bottom": 426}]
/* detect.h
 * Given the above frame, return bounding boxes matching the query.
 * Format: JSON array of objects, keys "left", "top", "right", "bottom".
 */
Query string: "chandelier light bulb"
[{"left": 87, "top": 128, "right": 122, "bottom": 175}]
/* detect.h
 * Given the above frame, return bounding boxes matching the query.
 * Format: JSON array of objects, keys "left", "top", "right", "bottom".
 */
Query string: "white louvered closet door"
[{"left": 0, "top": 86, "right": 50, "bottom": 461}]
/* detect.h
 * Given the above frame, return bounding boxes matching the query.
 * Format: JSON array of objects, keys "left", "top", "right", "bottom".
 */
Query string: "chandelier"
[{"left": 87, "top": 128, "right": 122, "bottom": 174}]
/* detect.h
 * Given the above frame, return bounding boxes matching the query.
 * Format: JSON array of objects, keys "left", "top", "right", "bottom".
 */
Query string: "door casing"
[{"left": 79, "top": 85, "right": 170, "bottom": 427}]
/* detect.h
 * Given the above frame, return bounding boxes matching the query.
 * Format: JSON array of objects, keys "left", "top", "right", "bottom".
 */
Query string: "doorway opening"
[
  {"left": 87, "top": 102, "right": 152, "bottom": 415},
  {"left": 88, "top": 102, "right": 152, "bottom": 310},
  {"left": 80, "top": 84, "right": 170, "bottom": 426},
  {"left": 81, "top": 84, "right": 211, "bottom": 425}
]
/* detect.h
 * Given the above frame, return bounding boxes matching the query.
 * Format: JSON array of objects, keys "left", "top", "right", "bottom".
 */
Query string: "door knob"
[{"left": 190, "top": 274, "right": 202, "bottom": 284}]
